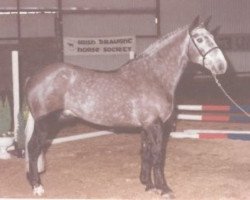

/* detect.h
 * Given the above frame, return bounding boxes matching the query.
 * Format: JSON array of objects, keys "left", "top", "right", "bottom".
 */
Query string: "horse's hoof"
[
  {"left": 33, "top": 185, "right": 45, "bottom": 196},
  {"left": 145, "top": 184, "right": 155, "bottom": 192},
  {"left": 146, "top": 187, "right": 163, "bottom": 196},
  {"left": 162, "top": 192, "right": 175, "bottom": 200}
]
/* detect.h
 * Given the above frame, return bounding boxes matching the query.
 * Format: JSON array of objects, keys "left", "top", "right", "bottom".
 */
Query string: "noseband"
[{"left": 188, "top": 31, "right": 219, "bottom": 67}]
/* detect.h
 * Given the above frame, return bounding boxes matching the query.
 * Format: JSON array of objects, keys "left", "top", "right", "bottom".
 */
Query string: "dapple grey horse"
[{"left": 25, "top": 17, "right": 227, "bottom": 198}]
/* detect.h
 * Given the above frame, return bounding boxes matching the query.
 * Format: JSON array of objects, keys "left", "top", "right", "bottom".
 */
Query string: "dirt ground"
[{"left": 0, "top": 121, "right": 250, "bottom": 200}]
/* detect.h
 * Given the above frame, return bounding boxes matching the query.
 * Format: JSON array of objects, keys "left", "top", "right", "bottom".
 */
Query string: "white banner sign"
[{"left": 64, "top": 36, "right": 136, "bottom": 56}]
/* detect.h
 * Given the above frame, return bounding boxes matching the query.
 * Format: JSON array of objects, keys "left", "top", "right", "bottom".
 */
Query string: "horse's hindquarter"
[
  {"left": 26, "top": 63, "right": 77, "bottom": 119},
  {"left": 65, "top": 69, "right": 173, "bottom": 128}
]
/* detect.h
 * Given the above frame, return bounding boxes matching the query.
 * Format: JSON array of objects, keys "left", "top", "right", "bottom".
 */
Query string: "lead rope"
[{"left": 212, "top": 74, "right": 250, "bottom": 117}]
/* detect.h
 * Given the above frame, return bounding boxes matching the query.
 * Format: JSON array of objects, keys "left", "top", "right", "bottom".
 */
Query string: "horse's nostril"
[{"left": 218, "top": 64, "right": 225, "bottom": 72}]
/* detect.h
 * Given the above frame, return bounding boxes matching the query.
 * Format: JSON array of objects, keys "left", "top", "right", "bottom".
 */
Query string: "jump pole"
[
  {"left": 177, "top": 113, "right": 250, "bottom": 123},
  {"left": 177, "top": 104, "right": 250, "bottom": 112},
  {"left": 11, "top": 51, "right": 20, "bottom": 144},
  {"left": 173, "top": 129, "right": 250, "bottom": 140},
  {"left": 185, "top": 129, "right": 250, "bottom": 134},
  {"left": 51, "top": 131, "right": 114, "bottom": 145}
]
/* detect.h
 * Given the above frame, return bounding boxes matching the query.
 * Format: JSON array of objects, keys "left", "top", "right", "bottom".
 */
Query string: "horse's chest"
[{"left": 133, "top": 93, "right": 173, "bottom": 126}]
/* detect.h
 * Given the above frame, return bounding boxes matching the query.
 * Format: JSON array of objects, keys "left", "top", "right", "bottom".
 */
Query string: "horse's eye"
[{"left": 197, "top": 38, "right": 203, "bottom": 43}]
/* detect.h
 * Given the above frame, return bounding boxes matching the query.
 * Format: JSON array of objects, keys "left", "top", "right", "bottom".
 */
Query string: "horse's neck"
[
  {"left": 120, "top": 28, "right": 190, "bottom": 94},
  {"left": 144, "top": 28, "right": 190, "bottom": 94}
]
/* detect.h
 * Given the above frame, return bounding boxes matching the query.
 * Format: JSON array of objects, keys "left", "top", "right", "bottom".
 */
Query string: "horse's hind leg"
[
  {"left": 140, "top": 130, "right": 154, "bottom": 191},
  {"left": 145, "top": 120, "right": 173, "bottom": 198},
  {"left": 27, "top": 118, "right": 48, "bottom": 196}
]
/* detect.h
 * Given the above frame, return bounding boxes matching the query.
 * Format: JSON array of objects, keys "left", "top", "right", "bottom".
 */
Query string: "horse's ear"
[
  {"left": 202, "top": 15, "right": 212, "bottom": 28},
  {"left": 189, "top": 16, "right": 200, "bottom": 32},
  {"left": 211, "top": 26, "right": 221, "bottom": 37}
]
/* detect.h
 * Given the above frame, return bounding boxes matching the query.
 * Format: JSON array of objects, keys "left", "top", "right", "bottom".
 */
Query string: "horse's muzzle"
[{"left": 215, "top": 62, "right": 227, "bottom": 74}]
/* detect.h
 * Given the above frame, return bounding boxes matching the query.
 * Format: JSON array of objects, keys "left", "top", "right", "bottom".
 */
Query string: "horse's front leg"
[
  {"left": 140, "top": 130, "right": 154, "bottom": 191},
  {"left": 146, "top": 120, "right": 173, "bottom": 198}
]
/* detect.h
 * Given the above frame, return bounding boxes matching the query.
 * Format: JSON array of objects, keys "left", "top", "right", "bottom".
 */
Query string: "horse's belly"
[
  {"left": 64, "top": 74, "right": 173, "bottom": 128},
  {"left": 65, "top": 94, "right": 172, "bottom": 128},
  {"left": 69, "top": 101, "right": 142, "bottom": 127}
]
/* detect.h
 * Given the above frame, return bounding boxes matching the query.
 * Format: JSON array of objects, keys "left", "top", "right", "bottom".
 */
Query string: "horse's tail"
[{"left": 25, "top": 112, "right": 45, "bottom": 173}]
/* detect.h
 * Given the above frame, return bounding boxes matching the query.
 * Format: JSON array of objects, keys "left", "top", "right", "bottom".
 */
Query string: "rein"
[{"left": 212, "top": 74, "right": 250, "bottom": 118}]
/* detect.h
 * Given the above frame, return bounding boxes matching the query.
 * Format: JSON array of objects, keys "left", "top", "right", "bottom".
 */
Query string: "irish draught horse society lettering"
[
  {"left": 64, "top": 35, "right": 135, "bottom": 55},
  {"left": 25, "top": 17, "right": 227, "bottom": 199}
]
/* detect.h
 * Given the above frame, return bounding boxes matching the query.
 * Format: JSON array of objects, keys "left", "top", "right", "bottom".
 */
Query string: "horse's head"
[{"left": 188, "top": 16, "right": 227, "bottom": 75}]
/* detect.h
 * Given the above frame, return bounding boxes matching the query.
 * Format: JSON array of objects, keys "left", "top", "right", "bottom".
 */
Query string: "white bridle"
[{"left": 188, "top": 30, "right": 220, "bottom": 67}]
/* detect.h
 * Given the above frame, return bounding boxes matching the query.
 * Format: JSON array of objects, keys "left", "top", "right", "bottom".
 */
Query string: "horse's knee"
[
  {"left": 141, "top": 140, "right": 151, "bottom": 162},
  {"left": 150, "top": 134, "right": 164, "bottom": 165},
  {"left": 151, "top": 148, "right": 164, "bottom": 166}
]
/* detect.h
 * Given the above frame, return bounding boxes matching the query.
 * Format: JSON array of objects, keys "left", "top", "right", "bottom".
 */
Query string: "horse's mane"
[
  {"left": 140, "top": 25, "right": 189, "bottom": 57},
  {"left": 119, "top": 25, "right": 189, "bottom": 69}
]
